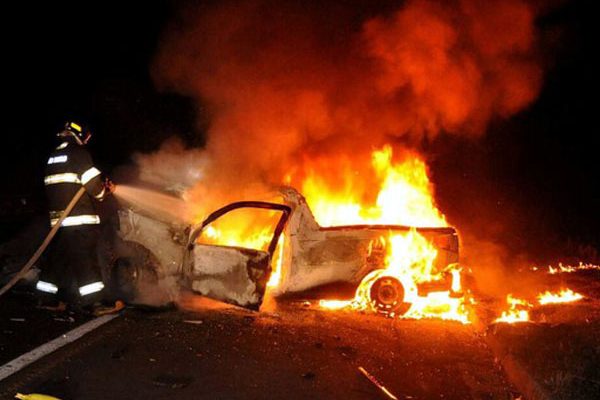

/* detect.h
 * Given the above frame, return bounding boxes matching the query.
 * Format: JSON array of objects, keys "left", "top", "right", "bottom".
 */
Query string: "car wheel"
[{"left": 369, "top": 275, "right": 411, "bottom": 316}]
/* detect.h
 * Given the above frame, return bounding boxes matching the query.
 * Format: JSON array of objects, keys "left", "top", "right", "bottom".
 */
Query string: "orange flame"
[
  {"left": 267, "top": 235, "right": 285, "bottom": 288},
  {"left": 495, "top": 288, "right": 584, "bottom": 323},
  {"left": 196, "top": 207, "right": 282, "bottom": 251},
  {"left": 301, "top": 146, "right": 447, "bottom": 227},
  {"left": 494, "top": 294, "right": 532, "bottom": 323},
  {"left": 321, "top": 230, "right": 469, "bottom": 323},
  {"left": 312, "top": 147, "right": 469, "bottom": 323},
  {"left": 546, "top": 263, "right": 600, "bottom": 274},
  {"left": 538, "top": 289, "right": 584, "bottom": 305},
  {"left": 195, "top": 144, "right": 471, "bottom": 323}
]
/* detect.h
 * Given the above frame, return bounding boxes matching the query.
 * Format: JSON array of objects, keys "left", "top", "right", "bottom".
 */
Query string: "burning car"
[
  {"left": 113, "top": 186, "right": 463, "bottom": 319},
  {"left": 275, "top": 188, "right": 462, "bottom": 317}
]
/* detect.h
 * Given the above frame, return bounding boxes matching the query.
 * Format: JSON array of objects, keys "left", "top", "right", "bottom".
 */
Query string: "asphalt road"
[
  {"left": 0, "top": 291, "right": 92, "bottom": 366},
  {"left": 0, "top": 298, "right": 517, "bottom": 400},
  {"left": 2, "top": 268, "right": 599, "bottom": 400}
]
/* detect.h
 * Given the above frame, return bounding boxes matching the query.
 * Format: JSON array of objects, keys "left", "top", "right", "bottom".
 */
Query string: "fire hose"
[{"left": 0, "top": 187, "right": 86, "bottom": 297}]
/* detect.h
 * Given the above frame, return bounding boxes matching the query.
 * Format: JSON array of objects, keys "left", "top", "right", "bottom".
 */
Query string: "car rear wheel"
[{"left": 369, "top": 275, "right": 411, "bottom": 316}]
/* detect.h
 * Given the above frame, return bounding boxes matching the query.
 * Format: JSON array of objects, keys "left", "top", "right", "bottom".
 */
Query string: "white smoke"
[{"left": 133, "top": 137, "right": 208, "bottom": 195}]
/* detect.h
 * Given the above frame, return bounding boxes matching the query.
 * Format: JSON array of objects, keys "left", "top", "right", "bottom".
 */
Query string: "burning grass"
[
  {"left": 538, "top": 289, "right": 584, "bottom": 305},
  {"left": 494, "top": 295, "right": 532, "bottom": 324},
  {"left": 494, "top": 289, "right": 585, "bottom": 324},
  {"left": 545, "top": 263, "right": 600, "bottom": 275}
]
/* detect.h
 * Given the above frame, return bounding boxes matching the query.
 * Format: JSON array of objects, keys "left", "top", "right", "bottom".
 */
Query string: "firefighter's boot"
[{"left": 93, "top": 300, "right": 125, "bottom": 316}]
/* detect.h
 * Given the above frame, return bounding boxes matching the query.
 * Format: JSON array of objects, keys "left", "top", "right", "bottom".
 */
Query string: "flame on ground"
[
  {"left": 547, "top": 263, "right": 600, "bottom": 274},
  {"left": 538, "top": 289, "right": 584, "bottom": 305},
  {"left": 495, "top": 289, "right": 585, "bottom": 323},
  {"left": 494, "top": 295, "right": 532, "bottom": 323}
]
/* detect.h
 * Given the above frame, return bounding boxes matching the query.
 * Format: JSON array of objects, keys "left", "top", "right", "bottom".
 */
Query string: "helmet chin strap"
[
  {"left": 70, "top": 132, "right": 84, "bottom": 145},
  {"left": 67, "top": 131, "right": 91, "bottom": 145},
  {"left": 56, "top": 126, "right": 91, "bottom": 145}
]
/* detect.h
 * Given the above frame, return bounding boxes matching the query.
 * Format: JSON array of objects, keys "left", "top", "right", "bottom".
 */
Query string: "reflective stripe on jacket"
[{"left": 44, "top": 139, "right": 106, "bottom": 228}]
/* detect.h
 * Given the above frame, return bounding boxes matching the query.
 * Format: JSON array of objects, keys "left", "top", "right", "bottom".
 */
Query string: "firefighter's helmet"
[{"left": 58, "top": 121, "right": 92, "bottom": 144}]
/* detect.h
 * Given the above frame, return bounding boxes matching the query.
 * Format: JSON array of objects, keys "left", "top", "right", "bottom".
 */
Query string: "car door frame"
[{"left": 184, "top": 201, "right": 292, "bottom": 277}]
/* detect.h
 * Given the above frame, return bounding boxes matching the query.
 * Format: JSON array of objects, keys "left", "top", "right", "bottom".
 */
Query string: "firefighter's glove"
[{"left": 104, "top": 178, "right": 116, "bottom": 194}]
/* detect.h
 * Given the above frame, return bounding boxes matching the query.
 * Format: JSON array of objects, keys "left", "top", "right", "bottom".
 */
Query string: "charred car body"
[{"left": 114, "top": 187, "right": 460, "bottom": 313}]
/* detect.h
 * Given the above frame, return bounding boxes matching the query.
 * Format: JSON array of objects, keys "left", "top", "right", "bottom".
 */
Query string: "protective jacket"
[
  {"left": 37, "top": 137, "right": 108, "bottom": 302},
  {"left": 44, "top": 137, "right": 106, "bottom": 227}
]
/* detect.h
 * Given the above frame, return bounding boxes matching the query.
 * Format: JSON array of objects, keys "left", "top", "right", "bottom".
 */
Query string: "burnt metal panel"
[
  {"left": 188, "top": 201, "right": 291, "bottom": 308},
  {"left": 117, "top": 209, "right": 187, "bottom": 277},
  {"left": 191, "top": 245, "right": 270, "bottom": 307},
  {"left": 277, "top": 187, "right": 460, "bottom": 294}
]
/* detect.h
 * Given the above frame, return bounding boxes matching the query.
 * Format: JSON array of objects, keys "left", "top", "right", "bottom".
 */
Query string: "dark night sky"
[{"left": 1, "top": 1, "right": 598, "bottom": 260}]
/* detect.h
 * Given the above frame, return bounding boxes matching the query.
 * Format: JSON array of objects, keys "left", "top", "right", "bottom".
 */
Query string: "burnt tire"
[{"left": 369, "top": 276, "right": 411, "bottom": 316}]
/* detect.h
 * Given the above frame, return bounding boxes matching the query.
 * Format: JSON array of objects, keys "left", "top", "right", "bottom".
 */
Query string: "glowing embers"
[{"left": 320, "top": 230, "right": 470, "bottom": 324}]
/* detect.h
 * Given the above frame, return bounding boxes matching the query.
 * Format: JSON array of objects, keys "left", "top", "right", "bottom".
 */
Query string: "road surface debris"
[{"left": 358, "top": 366, "right": 399, "bottom": 400}]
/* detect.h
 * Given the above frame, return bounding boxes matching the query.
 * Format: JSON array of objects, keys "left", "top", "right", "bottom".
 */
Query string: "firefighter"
[{"left": 36, "top": 121, "right": 119, "bottom": 313}]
